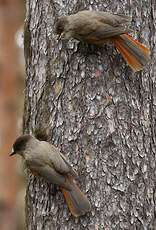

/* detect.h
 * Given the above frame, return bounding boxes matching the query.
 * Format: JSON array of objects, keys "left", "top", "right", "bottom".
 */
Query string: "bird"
[
  {"left": 10, "top": 134, "right": 91, "bottom": 217},
  {"left": 54, "top": 10, "right": 150, "bottom": 72}
]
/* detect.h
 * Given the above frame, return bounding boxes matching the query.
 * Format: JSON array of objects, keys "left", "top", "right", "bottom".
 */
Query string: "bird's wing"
[
  {"left": 76, "top": 24, "right": 132, "bottom": 41},
  {"left": 29, "top": 164, "right": 72, "bottom": 190},
  {"left": 41, "top": 141, "right": 78, "bottom": 177},
  {"left": 73, "top": 11, "right": 132, "bottom": 41},
  {"left": 94, "top": 11, "right": 132, "bottom": 26},
  {"left": 86, "top": 26, "right": 132, "bottom": 41},
  {"left": 59, "top": 151, "right": 78, "bottom": 177}
]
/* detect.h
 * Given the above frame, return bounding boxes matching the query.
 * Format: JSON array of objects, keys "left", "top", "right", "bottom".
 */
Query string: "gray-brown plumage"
[
  {"left": 55, "top": 10, "right": 150, "bottom": 71},
  {"left": 10, "top": 135, "right": 91, "bottom": 217}
]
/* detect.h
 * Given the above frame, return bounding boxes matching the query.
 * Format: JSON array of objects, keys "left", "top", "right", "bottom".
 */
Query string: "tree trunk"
[{"left": 24, "top": 0, "right": 155, "bottom": 229}]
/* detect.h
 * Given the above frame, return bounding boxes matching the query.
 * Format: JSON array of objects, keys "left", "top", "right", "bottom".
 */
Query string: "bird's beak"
[
  {"left": 60, "top": 33, "right": 67, "bottom": 40},
  {"left": 57, "top": 33, "right": 67, "bottom": 40},
  {"left": 9, "top": 152, "right": 16, "bottom": 157},
  {"left": 57, "top": 34, "right": 62, "bottom": 40}
]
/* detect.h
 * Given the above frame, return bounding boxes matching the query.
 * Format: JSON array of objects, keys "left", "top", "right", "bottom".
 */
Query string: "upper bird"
[{"left": 54, "top": 10, "right": 150, "bottom": 72}]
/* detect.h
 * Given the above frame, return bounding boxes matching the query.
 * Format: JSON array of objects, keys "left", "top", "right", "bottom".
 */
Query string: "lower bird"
[{"left": 10, "top": 135, "right": 91, "bottom": 217}]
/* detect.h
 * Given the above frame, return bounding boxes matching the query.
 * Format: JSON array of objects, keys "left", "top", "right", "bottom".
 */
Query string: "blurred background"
[{"left": 0, "top": 1, "right": 25, "bottom": 229}]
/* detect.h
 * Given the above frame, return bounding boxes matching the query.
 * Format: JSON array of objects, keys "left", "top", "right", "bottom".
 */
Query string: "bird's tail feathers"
[
  {"left": 110, "top": 34, "right": 150, "bottom": 72},
  {"left": 61, "top": 175, "right": 91, "bottom": 217}
]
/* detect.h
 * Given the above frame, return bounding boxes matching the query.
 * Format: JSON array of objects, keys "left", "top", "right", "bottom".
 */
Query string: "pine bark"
[{"left": 24, "top": 0, "right": 155, "bottom": 229}]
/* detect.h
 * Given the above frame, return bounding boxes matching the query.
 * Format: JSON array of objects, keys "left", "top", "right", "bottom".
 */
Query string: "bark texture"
[{"left": 24, "top": 0, "right": 155, "bottom": 229}]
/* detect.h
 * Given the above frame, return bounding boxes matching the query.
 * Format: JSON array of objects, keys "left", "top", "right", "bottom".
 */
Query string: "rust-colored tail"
[
  {"left": 61, "top": 175, "right": 91, "bottom": 217},
  {"left": 110, "top": 34, "right": 150, "bottom": 72}
]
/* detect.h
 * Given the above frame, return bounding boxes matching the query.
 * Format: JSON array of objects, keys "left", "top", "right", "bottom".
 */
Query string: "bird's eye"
[{"left": 57, "top": 26, "right": 63, "bottom": 34}]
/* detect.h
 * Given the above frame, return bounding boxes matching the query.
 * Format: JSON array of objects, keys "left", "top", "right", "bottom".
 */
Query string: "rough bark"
[{"left": 24, "top": 0, "right": 155, "bottom": 229}]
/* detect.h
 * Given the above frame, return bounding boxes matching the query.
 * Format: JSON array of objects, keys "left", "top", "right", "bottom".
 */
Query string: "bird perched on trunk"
[
  {"left": 54, "top": 10, "right": 150, "bottom": 72},
  {"left": 10, "top": 135, "right": 91, "bottom": 217}
]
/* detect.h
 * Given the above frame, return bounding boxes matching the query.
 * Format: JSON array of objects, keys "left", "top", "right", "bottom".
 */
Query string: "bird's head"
[
  {"left": 10, "top": 135, "right": 33, "bottom": 157},
  {"left": 54, "top": 16, "right": 73, "bottom": 40}
]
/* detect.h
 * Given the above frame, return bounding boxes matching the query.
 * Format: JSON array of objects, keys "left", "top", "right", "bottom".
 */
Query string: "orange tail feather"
[
  {"left": 61, "top": 175, "right": 91, "bottom": 217},
  {"left": 110, "top": 34, "right": 150, "bottom": 72},
  {"left": 123, "top": 34, "right": 150, "bottom": 55},
  {"left": 61, "top": 188, "right": 78, "bottom": 217}
]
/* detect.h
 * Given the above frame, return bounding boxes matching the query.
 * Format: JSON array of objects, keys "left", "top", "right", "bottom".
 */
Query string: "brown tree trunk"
[{"left": 24, "top": 0, "right": 155, "bottom": 229}]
